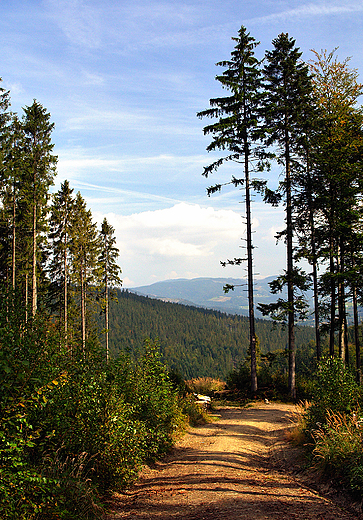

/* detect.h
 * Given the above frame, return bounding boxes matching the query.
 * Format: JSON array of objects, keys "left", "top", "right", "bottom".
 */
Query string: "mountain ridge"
[{"left": 130, "top": 276, "right": 285, "bottom": 319}]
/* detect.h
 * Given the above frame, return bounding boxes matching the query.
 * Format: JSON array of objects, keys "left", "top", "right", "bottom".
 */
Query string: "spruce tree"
[
  {"left": 197, "top": 25, "right": 265, "bottom": 394},
  {"left": 261, "top": 33, "right": 313, "bottom": 398},
  {"left": 22, "top": 100, "right": 57, "bottom": 316},
  {"left": 70, "top": 192, "right": 99, "bottom": 357},
  {"left": 97, "top": 218, "right": 122, "bottom": 363},
  {"left": 49, "top": 180, "right": 75, "bottom": 350}
]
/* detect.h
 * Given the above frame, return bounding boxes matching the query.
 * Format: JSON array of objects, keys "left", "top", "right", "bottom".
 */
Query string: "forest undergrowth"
[{"left": 0, "top": 288, "right": 206, "bottom": 520}]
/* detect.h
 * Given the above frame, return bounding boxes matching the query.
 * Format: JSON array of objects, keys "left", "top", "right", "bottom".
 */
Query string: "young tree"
[
  {"left": 97, "top": 218, "right": 122, "bottom": 362},
  {"left": 197, "top": 25, "right": 266, "bottom": 394},
  {"left": 261, "top": 33, "right": 313, "bottom": 398},
  {"left": 49, "top": 180, "right": 75, "bottom": 350},
  {"left": 22, "top": 100, "right": 57, "bottom": 316},
  {"left": 0, "top": 80, "right": 13, "bottom": 285},
  {"left": 70, "top": 192, "right": 99, "bottom": 357}
]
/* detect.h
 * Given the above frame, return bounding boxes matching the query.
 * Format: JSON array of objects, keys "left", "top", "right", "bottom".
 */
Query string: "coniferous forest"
[
  {"left": 2, "top": 23, "right": 363, "bottom": 518},
  {"left": 108, "top": 289, "right": 317, "bottom": 379}
]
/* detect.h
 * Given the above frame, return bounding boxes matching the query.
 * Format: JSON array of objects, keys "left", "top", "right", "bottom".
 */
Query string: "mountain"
[{"left": 131, "top": 276, "right": 290, "bottom": 319}]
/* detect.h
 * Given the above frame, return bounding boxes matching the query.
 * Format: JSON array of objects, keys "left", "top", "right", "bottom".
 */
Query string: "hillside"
[
  {"left": 108, "top": 289, "right": 316, "bottom": 379},
  {"left": 132, "top": 276, "right": 297, "bottom": 318}
]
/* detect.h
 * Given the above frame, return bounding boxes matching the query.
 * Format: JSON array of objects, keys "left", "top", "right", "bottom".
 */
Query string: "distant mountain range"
[{"left": 131, "top": 276, "right": 293, "bottom": 319}]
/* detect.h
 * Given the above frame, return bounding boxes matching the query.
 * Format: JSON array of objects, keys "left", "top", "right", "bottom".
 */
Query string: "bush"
[
  {"left": 0, "top": 290, "right": 188, "bottom": 519},
  {"left": 304, "top": 357, "right": 360, "bottom": 435},
  {"left": 312, "top": 410, "right": 363, "bottom": 497}
]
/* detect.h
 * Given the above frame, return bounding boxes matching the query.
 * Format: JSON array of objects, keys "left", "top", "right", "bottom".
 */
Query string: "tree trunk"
[
  {"left": 12, "top": 187, "right": 16, "bottom": 290},
  {"left": 329, "top": 237, "right": 336, "bottom": 357},
  {"left": 338, "top": 241, "right": 347, "bottom": 363},
  {"left": 80, "top": 261, "right": 86, "bottom": 358},
  {"left": 64, "top": 243, "right": 69, "bottom": 353},
  {"left": 106, "top": 283, "right": 109, "bottom": 363},
  {"left": 285, "top": 137, "right": 296, "bottom": 398},
  {"left": 32, "top": 200, "right": 37, "bottom": 317},
  {"left": 353, "top": 283, "right": 361, "bottom": 384},
  {"left": 243, "top": 113, "right": 257, "bottom": 394}
]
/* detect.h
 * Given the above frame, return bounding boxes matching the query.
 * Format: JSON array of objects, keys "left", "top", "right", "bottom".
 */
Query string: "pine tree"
[
  {"left": 70, "top": 192, "right": 99, "bottom": 357},
  {"left": 197, "top": 25, "right": 266, "bottom": 394},
  {"left": 49, "top": 180, "right": 75, "bottom": 349},
  {"left": 22, "top": 100, "right": 57, "bottom": 316},
  {"left": 97, "top": 218, "right": 122, "bottom": 362},
  {"left": 0, "top": 80, "right": 13, "bottom": 285},
  {"left": 261, "top": 33, "right": 313, "bottom": 398}
]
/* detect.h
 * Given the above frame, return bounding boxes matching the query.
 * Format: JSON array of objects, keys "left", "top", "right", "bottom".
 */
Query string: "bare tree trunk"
[
  {"left": 25, "top": 272, "right": 28, "bottom": 323},
  {"left": 244, "top": 140, "right": 257, "bottom": 394},
  {"left": 329, "top": 238, "right": 336, "bottom": 357},
  {"left": 285, "top": 138, "right": 296, "bottom": 399},
  {"left": 307, "top": 181, "right": 321, "bottom": 360},
  {"left": 12, "top": 185, "right": 16, "bottom": 290},
  {"left": 353, "top": 283, "right": 361, "bottom": 384},
  {"left": 338, "top": 241, "right": 347, "bottom": 363},
  {"left": 32, "top": 200, "right": 37, "bottom": 317},
  {"left": 105, "top": 284, "right": 109, "bottom": 363},
  {"left": 80, "top": 264, "right": 85, "bottom": 358}
]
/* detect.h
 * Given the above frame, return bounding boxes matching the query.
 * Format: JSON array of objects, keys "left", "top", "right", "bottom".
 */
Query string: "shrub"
[
  {"left": 304, "top": 357, "right": 360, "bottom": 435},
  {"left": 312, "top": 410, "right": 363, "bottom": 497}
]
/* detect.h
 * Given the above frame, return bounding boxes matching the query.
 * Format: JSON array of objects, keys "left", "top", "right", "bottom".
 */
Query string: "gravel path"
[{"left": 106, "top": 402, "right": 361, "bottom": 520}]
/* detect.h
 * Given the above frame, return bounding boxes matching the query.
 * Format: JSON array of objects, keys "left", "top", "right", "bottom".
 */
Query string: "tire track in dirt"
[{"left": 106, "top": 402, "right": 361, "bottom": 520}]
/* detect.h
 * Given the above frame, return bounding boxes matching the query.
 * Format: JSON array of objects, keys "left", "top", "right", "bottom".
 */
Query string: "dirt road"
[{"left": 106, "top": 402, "right": 361, "bottom": 520}]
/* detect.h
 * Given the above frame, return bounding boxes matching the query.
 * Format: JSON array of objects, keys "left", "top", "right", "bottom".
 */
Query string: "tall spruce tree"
[
  {"left": 97, "top": 218, "right": 122, "bottom": 363},
  {"left": 22, "top": 100, "right": 57, "bottom": 316},
  {"left": 197, "top": 26, "right": 265, "bottom": 394},
  {"left": 261, "top": 33, "right": 313, "bottom": 398}
]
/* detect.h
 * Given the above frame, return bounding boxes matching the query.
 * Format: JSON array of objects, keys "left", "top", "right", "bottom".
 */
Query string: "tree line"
[
  {"left": 198, "top": 27, "right": 363, "bottom": 397},
  {"left": 0, "top": 86, "right": 122, "bottom": 362}
]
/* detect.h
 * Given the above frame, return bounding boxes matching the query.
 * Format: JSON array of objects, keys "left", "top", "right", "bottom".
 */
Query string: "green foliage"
[
  {"left": 291, "top": 357, "right": 363, "bottom": 498},
  {"left": 0, "top": 288, "right": 189, "bottom": 519},
  {"left": 311, "top": 411, "right": 363, "bottom": 498},
  {"left": 227, "top": 348, "right": 290, "bottom": 400},
  {"left": 305, "top": 357, "right": 360, "bottom": 433}
]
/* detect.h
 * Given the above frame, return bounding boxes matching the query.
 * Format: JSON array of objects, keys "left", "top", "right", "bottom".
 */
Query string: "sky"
[{"left": 1, "top": 0, "right": 363, "bottom": 287}]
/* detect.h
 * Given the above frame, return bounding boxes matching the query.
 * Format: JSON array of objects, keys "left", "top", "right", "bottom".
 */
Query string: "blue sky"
[{"left": 1, "top": 0, "right": 362, "bottom": 287}]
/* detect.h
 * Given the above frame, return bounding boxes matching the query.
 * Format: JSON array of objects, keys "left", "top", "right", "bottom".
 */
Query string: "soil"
[{"left": 105, "top": 402, "right": 362, "bottom": 520}]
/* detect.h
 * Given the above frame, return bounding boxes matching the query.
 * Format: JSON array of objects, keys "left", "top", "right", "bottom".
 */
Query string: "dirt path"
[{"left": 106, "top": 402, "right": 361, "bottom": 520}]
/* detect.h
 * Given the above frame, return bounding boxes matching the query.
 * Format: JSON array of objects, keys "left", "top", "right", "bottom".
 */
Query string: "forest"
[
  {"left": 108, "top": 289, "right": 317, "bottom": 379},
  {"left": 1, "top": 23, "right": 363, "bottom": 519}
]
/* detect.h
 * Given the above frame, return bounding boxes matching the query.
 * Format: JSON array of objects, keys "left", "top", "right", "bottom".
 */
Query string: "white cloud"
[
  {"left": 248, "top": 1, "right": 363, "bottom": 26},
  {"left": 92, "top": 202, "right": 285, "bottom": 287}
]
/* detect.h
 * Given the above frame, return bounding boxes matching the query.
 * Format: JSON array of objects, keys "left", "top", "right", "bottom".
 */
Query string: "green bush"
[
  {"left": 312, "top": 410, "right": 363, "bottom": 497},
  {"left": 0, "top": 290, "right": 188, "bottom": 519},
  {"left": 305, "top": 357, "right": 360, "bottom": 435}
]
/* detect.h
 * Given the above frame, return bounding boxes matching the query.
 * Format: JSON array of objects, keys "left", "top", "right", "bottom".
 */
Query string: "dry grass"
[
  {"left": 286, "top": 400, "right": 311, "bottom": 446},
  {"left": 185, "top": 377, "right": 226, "bottom": 395}
]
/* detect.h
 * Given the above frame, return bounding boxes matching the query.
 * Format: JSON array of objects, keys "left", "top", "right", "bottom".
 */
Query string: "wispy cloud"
[
  {"left": 44, "top": 0, "right": 102, "bottom": 49},
  {"left": 248, "top": 1, "right": 363, "bottom": 26}
]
